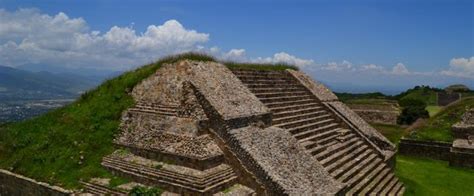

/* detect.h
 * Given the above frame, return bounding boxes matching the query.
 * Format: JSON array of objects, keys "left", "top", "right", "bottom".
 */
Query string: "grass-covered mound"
[
  {"left": 407, "top": 97, "right": 474, "bottom": 142},
  {"left": 396, "top": 155, "right": 474, "bottom": 196},
  {"left": 371, "top": 123, "right": 407, "bottom": 145},
  {"left": 0, "top": 53, "right": 298, "bottom": 189}
]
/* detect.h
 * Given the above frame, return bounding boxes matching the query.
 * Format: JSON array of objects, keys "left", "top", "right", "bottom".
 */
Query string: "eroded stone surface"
[
  {"left": 115, "top": 131, "right": 222, "bottom": 160},
  {"left": 132, "top": 60, "right": 269, "bottom": 121},
  {"left": 452, "top": 108, "right": 474, "bottom": 139},
  {"left": 229, "top": 125, "right": 343, "bottom": 195}
]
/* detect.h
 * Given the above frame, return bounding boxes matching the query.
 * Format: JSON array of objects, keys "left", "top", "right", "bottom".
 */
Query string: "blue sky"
[{"left": 0, "top": 0, "right": 473, "bottom": 93}]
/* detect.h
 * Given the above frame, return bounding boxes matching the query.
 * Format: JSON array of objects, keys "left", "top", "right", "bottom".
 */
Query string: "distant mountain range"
[{"left": 0, "top": 65, "right": 106, "bottom": 100}]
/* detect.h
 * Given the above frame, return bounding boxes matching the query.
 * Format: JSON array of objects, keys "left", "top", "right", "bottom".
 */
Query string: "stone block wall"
[
  {"left": 437, "top": 92, "right": 461, "bottom": 106},
  {"left": 0, "top": 169, "right": 73, "bottom": 196},
  {"left": 398, "top": 139, "right": 452, "bottom": 161},
  {"left": 352, "top": 110, "right": 399, "bottom": 125}
]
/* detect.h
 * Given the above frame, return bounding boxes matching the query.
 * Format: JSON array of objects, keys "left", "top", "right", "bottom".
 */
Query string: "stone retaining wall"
[
  {"left": 0, "top": 169, "right": 73, "bottom": 196},
  {"left": 398, "top": 139, "right": 452, "bottom": 161},
  {"left": 352, "top": 109, "right": 399, "bottom": 125}
]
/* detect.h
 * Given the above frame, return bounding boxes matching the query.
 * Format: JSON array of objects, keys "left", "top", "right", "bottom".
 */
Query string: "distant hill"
[
  {"left": 445, "top": 84, "right": 471, "bottom": 92},
  {"left": 0, "top": 65, "right": 102, "bottom": 100},
  {"left": 407, "top": 97, "right": 474, "bottom": 142}
]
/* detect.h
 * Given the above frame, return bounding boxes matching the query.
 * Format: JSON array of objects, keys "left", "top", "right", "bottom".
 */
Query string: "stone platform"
[{"left": 83, "top": 60, "right": 404, "bottom": 195}]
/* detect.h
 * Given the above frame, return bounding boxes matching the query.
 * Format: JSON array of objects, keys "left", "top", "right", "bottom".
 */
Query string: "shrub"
[
  {"left": 397, "top": 98, "right": 429, "bottom": 125},
  {"left": 129, "top": 186, "right": 162, "bottom": 196}
]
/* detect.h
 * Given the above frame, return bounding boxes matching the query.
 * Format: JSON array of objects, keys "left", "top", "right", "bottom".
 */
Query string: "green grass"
[
  {"left": 426, "top": 105, "right": 442, "bottom": 117},
  {"left": 0, "top": 53, "right": 301, "bottom": 189},
  {"left": 408, "top": 97, "right": 474, "bottom": 142},
  {"left": 396, "top": 155, "right": 474, "bottom": 196},
  {"left": 396, "top": 86, "right": 439, "bottom": 106},
  {"left": 0, "top": 53, "right": 216, "bottom": 188},
  {"left": 371, "top": 123, "right": 406, "bottom": 145}
]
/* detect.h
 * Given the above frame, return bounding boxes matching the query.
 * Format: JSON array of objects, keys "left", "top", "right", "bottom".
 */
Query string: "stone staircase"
[
  {"left": 128, "top": 101, "right": 179, "bottom": 116},
  {"left": 232, "top": 69, "right": 405, "bottom": 195},
  {"left": 93, "top": 149, "right": 241, "bottom": 195}
]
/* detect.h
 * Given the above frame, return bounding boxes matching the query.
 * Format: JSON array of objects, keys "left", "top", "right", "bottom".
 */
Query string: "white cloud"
[
  {"left": 321, "top": 60, "right": 354, "bottom": 71},
  {"left": 360, "top": 64, "right": 385, "bottom": 72},
  {"left": 441, "top": 57, "right": 474, "bottom": 78},
  {"left": 253, "top": 52, "right": 314, "bottom": 67},
  {"left": 223, "top": 49, "right": 247, "bottom": 61},
  {"left": 391, "top": 63, "right": 410, "bottom": 75},
  {"left": 0, "top": 9, "right": 209, "bottom": 70}
]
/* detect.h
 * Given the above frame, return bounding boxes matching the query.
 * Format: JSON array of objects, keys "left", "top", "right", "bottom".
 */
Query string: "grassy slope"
[
  {"left": 426, "top": 105, "right": 442, "bottom": 117},
  {"left": 0, "top": 53, "right": 297, "bottom": 189},
  {"left": 371, "top": 123, "right": 406, "bottom": 145},
  {"left": 408, "top": 97, "right": 474, "bottom": 142},
  {"left": 396, "top": 155, "right": 474, "bottom": 196},
  {"left": 398, "top": 87, "right": 438, "bottom": 106}
]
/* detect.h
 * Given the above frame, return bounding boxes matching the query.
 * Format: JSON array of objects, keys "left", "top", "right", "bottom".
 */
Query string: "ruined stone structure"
[
  {"left": 348, "top": 104, "right": 400, "bottom": 125},
  {"left": 437, "top": 92, "right": 461, "bottom": 106},
  {"left": 451, "top": 109, "right": 474, "bottom": 168},
  {"left": 84, "top": 60, "right": 405, "bottom": 195}
]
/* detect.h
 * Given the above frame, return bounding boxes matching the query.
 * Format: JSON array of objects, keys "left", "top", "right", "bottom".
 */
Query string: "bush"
[
  {"left": 397, "top": 98, "right": 429, "bottom": 125},
  {"left": 129, "top": 186, "right": 162, "bottom": 196},
  {"left": 399, "top": 98, "right": 427, "bottom": 108}
]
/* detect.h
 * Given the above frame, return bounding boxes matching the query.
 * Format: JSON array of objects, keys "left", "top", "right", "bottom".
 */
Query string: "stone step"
[
  {"left": 313, "top": 129, "right": 355, "bottom": 147},
  {"left": 235, "top": 74, "right": 294, "bottom": 80},
  {"left": 135, "top": 102, "right": 179, "bottom": 109},
  {"left": 370, "top": 172, "right": 396, "bottom": 195},
  {"left": 292, "top": 123, "right": 340, "bottom": 140},
  {"left": 265, "top": 99, "right": 316, "bottom": 109},
  {"left": 246, "top": 83, "right": 303, "bottom": 89},
  {"left": 102, "top": 157, "right": 236, "bottom": 188},
  {"left": 250, "top": 86, "right": 308, "bottom": 94},
  {"left": 299, "top": 128, "right": 342, "bottom": 146},
  {"left": 269, "top": 102, "right": 321, "bottom": 113},
  {"left": 254, "top": 91, "right": 309, "bottom": 98},
  {"left": 276, "top": 113, "right": 333, "bottom": 129},
  {"left": 314, "top": 137, "right": 361, "bottom": 160},
  {"left": 389, "top": 180, "right": 403, "bottom": 195},
  {"left": 328, "top": 147, "right": 372, "bottom": 177},
  {"left": 353, "top": 167, "right": 391, "bottom": 195},
  {"left": 331, "top": 152, "right": 377, "bottom": 179},
  {"left": 319, "top": 140, "right": 366, "bottom": 166},
  {"left": 271, "top": 103, "right": 327, "bottom": 120},
  {"left": 338, "top": 154, "right": 382, "bottom": 183},
  {"left": 378, "top": 175, "right": 399, "bottom": 195},
  {"left": 259, "top": 95, "right": 314, "bottom": 104},
  {"left": 102, "top": 159, "right": 238, "bottom": 194},
  {"left": 134, "top": 105, "right": 178, "bottom": 113},
  {"left": 306, "top": 133, "right": 356, "bottom": 156},
  {"left": 232, "top": 70, "right": 287, "bottom": 76},
  {"left": 341, "top": 158, "right": 384, "bottom": 191},
  {"left": 272, "top": 106, "right": 325, "bottom": 121},
  {"left": 239, "top": 78, "right": 298, "bottom": 84},
  {"left": 392, "top": 182, "right": 405, "bottom": 196},
  {"left": 81, "top": 181, "right": 126, "bottom": 195},
  {"left": 109, "top": 160, "right": 235, "bottom": 187},
  {"left": 128, "top": 108, "right": 177, "bottom": 116},
  {"left": 324, "top": 144, "right": 370, "bottom": 171},
  {"left": 286, "top": 118, "right": 335, "bottom": 134}
]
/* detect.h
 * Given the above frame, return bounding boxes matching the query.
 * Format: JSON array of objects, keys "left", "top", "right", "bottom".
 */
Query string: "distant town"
[{"left": 0, "top": 99, "right": 74, "bottom": 122}]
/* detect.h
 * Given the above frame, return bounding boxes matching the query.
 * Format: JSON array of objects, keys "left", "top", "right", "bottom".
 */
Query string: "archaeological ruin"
[{"left": 74, "top": 60, "right": 406, "bottom": 195}]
